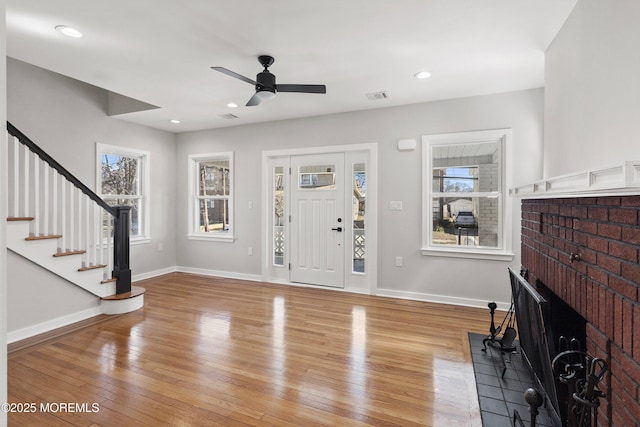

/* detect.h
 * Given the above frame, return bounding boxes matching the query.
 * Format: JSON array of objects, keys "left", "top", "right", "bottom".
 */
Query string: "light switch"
[{"left": 389, "top": 201, "right": 403, "bottom": 211}]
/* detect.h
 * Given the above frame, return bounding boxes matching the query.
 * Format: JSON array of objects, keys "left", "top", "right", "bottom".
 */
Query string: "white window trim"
[
  {"left": 96, "top": 143, "right": 151, "bottom": 245},
  {"left": 421, "top": 129, "right": 514, "bottom": 261},
  {"left": 188, "top": 151, "right": 235, "bottom": 242}
]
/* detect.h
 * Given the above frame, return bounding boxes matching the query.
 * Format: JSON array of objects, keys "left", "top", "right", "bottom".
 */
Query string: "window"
[
  {"left": 352, "top": 163, "right": 366, "bottom": 273},
  {"left": 421, "top": 129, "right": 513, "bottom": 260},
  {"left": 188, "top": 152, "right": 234, "bottom": 241},
  {"left": 96, "top": 143, "right": 150, "bottom": 243}
]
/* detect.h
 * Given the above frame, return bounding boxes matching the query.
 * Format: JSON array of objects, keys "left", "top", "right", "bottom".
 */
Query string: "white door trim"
[{"left": 261, "top": 143, "right": 378, "bottom": 295}]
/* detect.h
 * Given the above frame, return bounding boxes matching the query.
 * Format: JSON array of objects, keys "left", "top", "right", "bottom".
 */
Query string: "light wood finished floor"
[{"left": 8, "top": 273, "right": 491, "bottom": 426}]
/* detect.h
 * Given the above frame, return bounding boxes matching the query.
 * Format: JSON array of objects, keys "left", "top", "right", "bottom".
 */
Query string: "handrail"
[
  {"left": 7, "top": 122, "right": 132, "bottom": 294},
  {"left": 7, "top": 122, "right": 117, "bottom": 217}
]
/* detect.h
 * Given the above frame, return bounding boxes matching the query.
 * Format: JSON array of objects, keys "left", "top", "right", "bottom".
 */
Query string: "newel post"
[{"left": 112, "top": 206, "right": 132, "bottom": 294}]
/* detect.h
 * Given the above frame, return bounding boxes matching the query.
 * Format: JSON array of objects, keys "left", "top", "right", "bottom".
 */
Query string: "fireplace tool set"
[
  {"left": 482, "top": 301, "right": 517, "bottom": 377},
  {"left": 551, "top": 337, "right": 607, "bottom": 427}
]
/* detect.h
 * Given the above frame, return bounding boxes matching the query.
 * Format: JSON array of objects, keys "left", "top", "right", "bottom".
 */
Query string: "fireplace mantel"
[{"left": 509, "top": 160, "right": 640, "bottom": 199}]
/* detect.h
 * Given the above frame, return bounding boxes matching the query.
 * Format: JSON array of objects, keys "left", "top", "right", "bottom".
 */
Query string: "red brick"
[
  {"left": 621, "top": 262, "right": 640, "bottom": 286},
  {"left": 598, "top": 196, "right": 622, "bottom": 206},
  {"left": 588, "top": 265, "right": 610, "bottom": 285},
  {"left": 598, "top": 222, "right": 622, "bottom": 240},
  {"left": 579, "top": 197, "right": 597, "bottom": 205},
  {"left": 574, "top": 218, "right": 598, "bottom": 234},
  {"left": 587, "top": 322, "right": 609, "bottom": 353},
  {"left": 609, "top": 240, "right": 638, "bottom": 263},
  {"left": 597, "top": 253, "right": 622, "bottom": 275},
  {"left": 623, "top": 299, "right": 634, "bottom": 353},
  {"left": 619, "top": 349, "right": 640, "bottom": 384},
  {"left": 573, "top": 230, "right": 588, "bottom": 246},
  {"left": 609, "top": 207, "right": 639, "bottom": 225},
  {"left": 571, "top": 206, "right": 588, "bottom": 218},
  {"left": 605, "top": 289, "right": 615, "bottom": 338},
  {"left": 621, "top": 226, "right": 640, "bottom": 245},
  {"left": 599, "top": 285, "right": 607, "bottom": 330},
  {"left": 587, "top": 235, "right": 610, "bottom": 253},
  {"left": 636, "top": 304, "right": 640, "bottom": 361},
  {"left": 609, "top": 276, "right": 638, "bottom": 301},
  {"left": 588, "top": 206, "right": 609, "bottom": 221},
  {"left": 614, "top": 295, "right": 624, "bottom": 346},
  {"left": 622, "top": 195, "right": 640, "bottom": 207}
]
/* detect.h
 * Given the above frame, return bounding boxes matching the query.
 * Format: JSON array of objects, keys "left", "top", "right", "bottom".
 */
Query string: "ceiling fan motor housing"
[{"left": 256, "top": 71, "right": 276, "bottom": 93}]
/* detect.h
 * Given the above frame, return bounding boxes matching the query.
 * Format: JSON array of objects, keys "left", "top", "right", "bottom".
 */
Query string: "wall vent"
[
  {"left": 365, "top": 91, "right": 389, "bottom": 101},
  {"left": 219, "top": 113, "right": 238, "bottom": 119}
]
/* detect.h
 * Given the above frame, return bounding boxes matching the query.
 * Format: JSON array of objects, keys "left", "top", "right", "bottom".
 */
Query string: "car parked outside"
[{"left": 454, "top": 210, "right": 477, "bottom": 228}]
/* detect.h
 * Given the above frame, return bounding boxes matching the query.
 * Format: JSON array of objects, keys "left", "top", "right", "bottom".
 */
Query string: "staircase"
[{"left": 5, "top": 123, "right": 144, "bottom": 315}]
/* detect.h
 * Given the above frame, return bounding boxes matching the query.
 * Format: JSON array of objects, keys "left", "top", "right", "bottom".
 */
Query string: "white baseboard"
[
  {"left": 132, "top": 266, "right": 177, "bottom": 282},
  {"left": 175, "top": 266, "right": 262, "bottom": 282},
  {"left": 375, "top": 288, "right": 511, "bottom": 311},
  {"left": 7, "top": 306, "right": 103, "bottom": 344}
]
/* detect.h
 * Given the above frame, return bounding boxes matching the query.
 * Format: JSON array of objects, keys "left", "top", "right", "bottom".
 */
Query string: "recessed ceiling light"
[
  {"left": 169, "top": 119, "right": 181, "bottom": 124},
  {"left": 227, "top": 102, "right": 239, "bottom": 108},
  {"left": 414, "top": 71, "right": 431, "bottom": 79},
  {"left": 55, "top": 25, "right": 83, "bottom": 38}
]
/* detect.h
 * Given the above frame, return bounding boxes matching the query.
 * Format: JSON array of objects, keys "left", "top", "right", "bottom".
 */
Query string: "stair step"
[
  {"left": 78, "top": 264, "right": 107, "bottom": 272},
  {"left": 100, "top": 278, "right": 117, "bottom": 284},
  {"left": 101, "top": 286, "right": 146, "bottom": 301},
  {"left": 53, "top": 250, "right": 86, "bottom": 257},
  {"left": 7, "top": 217, "right": 34, "bottom": 221},
  {"left": 25, "top": 234, "right": 62, "bottom": 241}
]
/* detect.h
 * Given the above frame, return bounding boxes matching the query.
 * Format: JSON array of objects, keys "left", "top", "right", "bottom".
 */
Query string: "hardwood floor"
[{"left": 8, "top": 273, "right": 491, "bottom": 426}]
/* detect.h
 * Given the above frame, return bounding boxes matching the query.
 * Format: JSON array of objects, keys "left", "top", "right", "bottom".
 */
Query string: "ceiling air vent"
[
  {"left": 365, "top": 91, "right": 389, "bottom": 101},
  {"left": 219, "top": 113, "right": 239, "bottom": 120}
]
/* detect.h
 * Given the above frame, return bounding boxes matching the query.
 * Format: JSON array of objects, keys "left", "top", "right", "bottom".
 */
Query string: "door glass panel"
[
  {"left": 273, "top": 166, "right": 285, "bottom": 266},
  {"left": 353, "top": 163, "right": 365, "bottom": 273},
  {"left": 298, "top": 165, "right": 336, "bottom": 189}
]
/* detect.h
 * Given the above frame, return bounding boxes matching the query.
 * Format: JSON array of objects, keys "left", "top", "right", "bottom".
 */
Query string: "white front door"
[{"left": 290, "top": 153, "right": 345, "bottom": 288}]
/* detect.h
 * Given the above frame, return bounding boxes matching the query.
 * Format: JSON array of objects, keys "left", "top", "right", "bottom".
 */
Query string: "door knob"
[{"left": 331, "top": 227, "right": 343, "bottom": 232}]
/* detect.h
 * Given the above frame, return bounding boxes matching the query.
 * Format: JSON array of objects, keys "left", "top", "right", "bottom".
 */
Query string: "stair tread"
[
  {"left": 25, "top": 234, "right": 62, "bottom": 241},
  {"left": 78, "top": 264, "right": 107, "bottom": 272},
  {"left": 7, "top": 217, "right": 35, "bottom": 221},
  {"left": 100, "top": 278, "right": 117, "bottom": 284},
  {"left": 102, "top": 286, "right": 145, "bottom": 301},
  {"left": 53, "top": 250, "right": 86, "bottom": 257}
]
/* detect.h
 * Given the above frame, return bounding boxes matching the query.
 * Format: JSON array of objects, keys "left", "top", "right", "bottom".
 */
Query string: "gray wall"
[
  {"left": 544, "top": 0, "right": 640, "bottom": 178},
  {"left": 6, "top": 58, "right": 178, "bottom": 334},
  {"left": 1, "top": 0, "right": 8, "bottom": 423},
  {"left": 176, "top": 89, "right": 544, "bottom": 306}
]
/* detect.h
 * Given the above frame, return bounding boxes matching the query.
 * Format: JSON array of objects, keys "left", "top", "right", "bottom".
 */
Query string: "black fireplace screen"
[{"left": 508, "top": 267, "right": 562, "bottom": 426}]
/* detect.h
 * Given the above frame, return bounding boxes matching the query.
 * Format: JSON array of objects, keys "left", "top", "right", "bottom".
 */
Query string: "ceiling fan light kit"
[{"left": 212, "top": 55, "right": 326, "bottom": 106}]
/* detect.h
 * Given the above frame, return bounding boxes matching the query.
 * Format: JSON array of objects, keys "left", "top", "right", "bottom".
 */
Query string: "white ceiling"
[{"left": 6, "top": 0, "right": 577, "bottom": 133}]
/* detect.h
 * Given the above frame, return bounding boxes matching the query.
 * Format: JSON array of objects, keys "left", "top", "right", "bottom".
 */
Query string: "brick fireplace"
[{"left": 521, "top": 196, "right": 640, "bottom": 426}]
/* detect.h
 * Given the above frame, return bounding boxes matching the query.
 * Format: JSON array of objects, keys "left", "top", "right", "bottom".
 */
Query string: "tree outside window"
[{"left": 97, "top": 144, "right": 149, "bottom": 240}]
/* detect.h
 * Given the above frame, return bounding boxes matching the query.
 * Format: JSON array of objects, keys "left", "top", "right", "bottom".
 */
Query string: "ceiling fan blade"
[
  {"left": 276, "top": 84, "right": 326, "bottom": 94},
  {"left": 246, "top": 92, "right": 262, "bottom": 106},
  {"left": 211, "top": 66, "right": 257, "bottom": 85}
]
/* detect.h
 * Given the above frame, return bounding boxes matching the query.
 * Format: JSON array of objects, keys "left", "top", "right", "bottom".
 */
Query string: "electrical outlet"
[
  {"left": 157, "top": 242, "right": 164, "bottom": 251},
  {"left": 248, "top": 247, "right": 253, "bottom": 256},
  {"left": 395, "top": 256, "right": 403, "bottom": 267}
]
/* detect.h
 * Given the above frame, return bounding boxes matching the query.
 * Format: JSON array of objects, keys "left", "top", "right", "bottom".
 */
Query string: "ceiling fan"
[{"left": 212, "top": 55, "right": 327, "bottom": 106}]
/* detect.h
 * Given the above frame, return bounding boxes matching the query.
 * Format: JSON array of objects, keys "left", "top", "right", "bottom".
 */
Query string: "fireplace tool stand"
[
  {"left": 482, "top": 301, "right": 517, "bottom": 377},
  {"left": 552, "top": 340, "right": 608, "bottom": 427}
]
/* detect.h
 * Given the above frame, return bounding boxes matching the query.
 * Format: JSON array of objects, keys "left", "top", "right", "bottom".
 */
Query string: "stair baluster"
[{"left": 6, "top": 122, "right": 131, "bottom": 294}]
